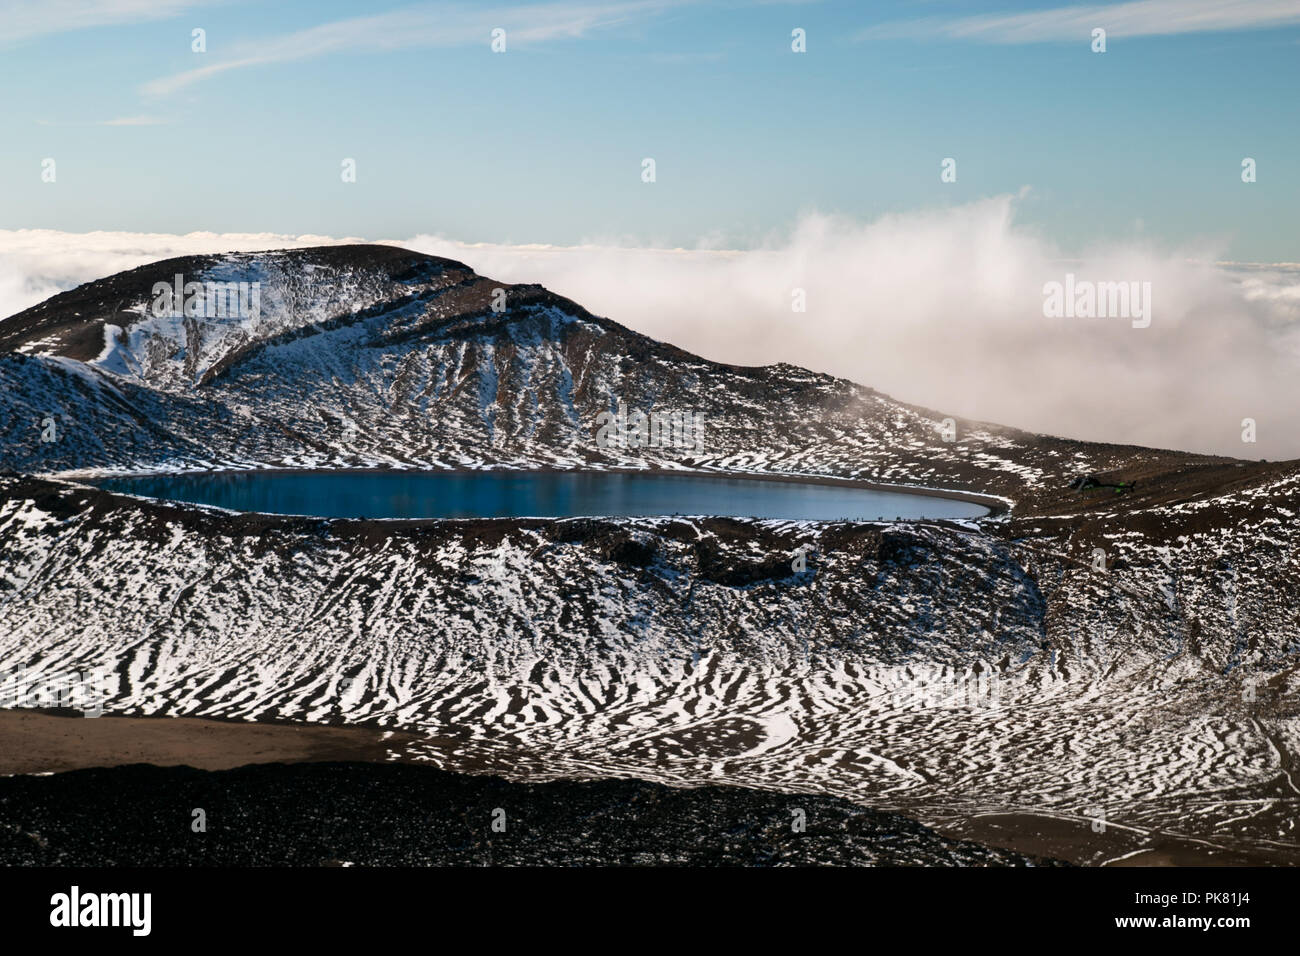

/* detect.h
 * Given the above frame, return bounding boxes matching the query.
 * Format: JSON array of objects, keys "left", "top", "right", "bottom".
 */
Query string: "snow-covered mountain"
[
  {"left": 1, "top": 245, "right": 1297, "bottom": 864},
  {"left": 0, "top": 245, "right": 1244, "bottom": 509}
]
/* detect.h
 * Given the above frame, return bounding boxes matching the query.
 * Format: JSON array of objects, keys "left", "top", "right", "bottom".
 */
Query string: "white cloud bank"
[{"left": 2, "top": 202, "right": 1298, "bottom": 460}]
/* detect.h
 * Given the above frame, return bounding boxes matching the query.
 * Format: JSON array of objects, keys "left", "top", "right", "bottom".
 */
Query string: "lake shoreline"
[{"left": 66, "top": 464, "right": 1009, "bottom": 521}]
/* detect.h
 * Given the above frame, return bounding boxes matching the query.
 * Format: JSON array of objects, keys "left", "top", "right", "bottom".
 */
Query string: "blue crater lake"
[{"left": 92, "top": 470, "right": 991, "bottom": 522}]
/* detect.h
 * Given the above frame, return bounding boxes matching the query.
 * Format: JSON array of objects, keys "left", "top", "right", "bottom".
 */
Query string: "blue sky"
[{"left": 5, "top": 0, "right": 1299, "bottom": 259}]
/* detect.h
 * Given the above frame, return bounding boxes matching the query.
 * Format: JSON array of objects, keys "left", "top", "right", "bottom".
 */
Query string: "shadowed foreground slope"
[{"left": 0, "top": 761, "right": 1062, "bottom": 867}]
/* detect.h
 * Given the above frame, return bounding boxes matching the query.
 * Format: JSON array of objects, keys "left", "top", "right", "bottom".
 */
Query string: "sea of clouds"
[{"left": 2, "top": 197, "right": 1297, "bottom": 459}]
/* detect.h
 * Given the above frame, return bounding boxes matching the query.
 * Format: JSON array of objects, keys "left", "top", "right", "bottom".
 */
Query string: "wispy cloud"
[
  {"left": 0, "top": 0, "right": 210, "bottom": 46},
  {"left": 142, "top": 0, "right": 689, "bottom": 95},
  {"left": 863, "top": 0, "right": 1300, "bottom": 44},
  {"left": 36, "top": 115, "right": 168, "bottom": 126},
  {"left": 98, "top": 115, "right": 168, "bottom": 126}
]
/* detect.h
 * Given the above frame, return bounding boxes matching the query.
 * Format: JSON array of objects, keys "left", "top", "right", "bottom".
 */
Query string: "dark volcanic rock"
[{"left": 0, "top": 761, "right": 1063, "bottom": 867}]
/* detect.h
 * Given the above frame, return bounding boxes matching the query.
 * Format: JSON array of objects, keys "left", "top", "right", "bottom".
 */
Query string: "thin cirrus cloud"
[
  {"left": 141, "top": 0, "right": 690, "bottom": 96},
  {"left": 35, "top": 116, "right": 168, "bottom": 126},
  {"left": 98, "top": 116, "right": 168, "bottom": 126},
  {"left": 0, "top": 0, "right": 210, "bottom": 46},
  {"left": 862, "top": 0, "right": 1300, "bottom": 44}
]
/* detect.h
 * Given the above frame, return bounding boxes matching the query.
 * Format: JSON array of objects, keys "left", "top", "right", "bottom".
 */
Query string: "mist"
[{"left": 407, "top": 198, "right": 1300, "bottom": 461}]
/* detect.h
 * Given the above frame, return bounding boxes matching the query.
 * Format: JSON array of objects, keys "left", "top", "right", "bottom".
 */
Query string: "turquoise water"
[{"left": 94, "top": 470, "right": 990, "bottom": 521}]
